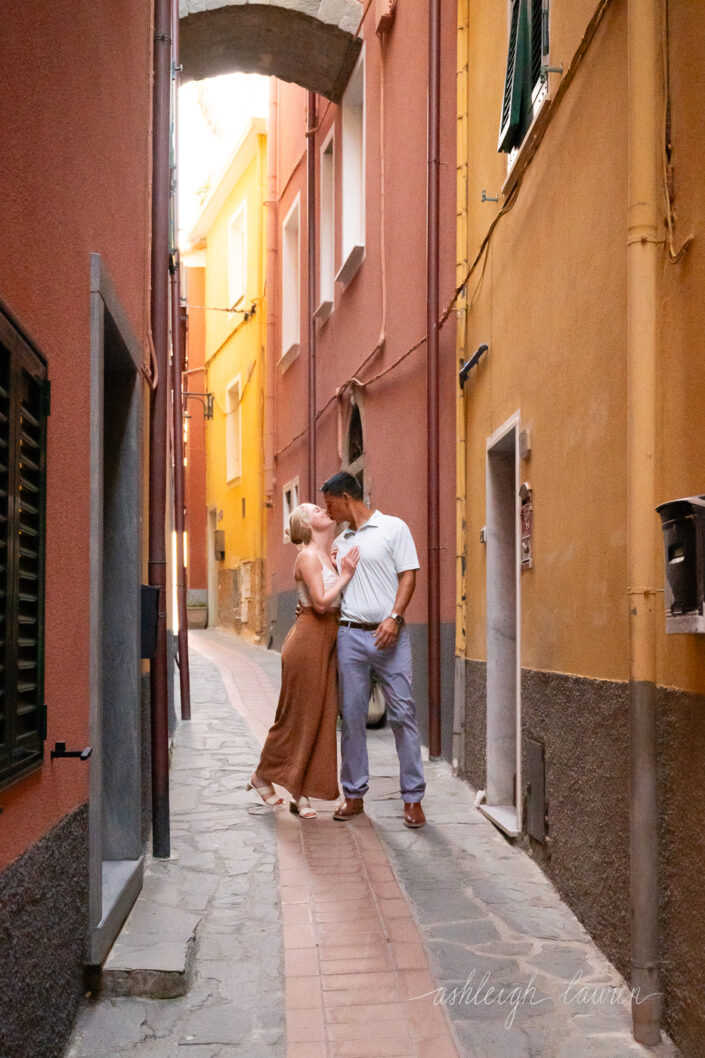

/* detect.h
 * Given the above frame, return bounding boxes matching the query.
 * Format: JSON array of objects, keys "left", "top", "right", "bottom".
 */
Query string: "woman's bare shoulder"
[{"left": 296, "top": 548, "right": 320, "bottom": 575}]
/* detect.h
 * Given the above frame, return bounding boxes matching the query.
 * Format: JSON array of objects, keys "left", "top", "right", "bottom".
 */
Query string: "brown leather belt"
[{"left": 339, "top": 620, "right": 379, "bottom": 631}]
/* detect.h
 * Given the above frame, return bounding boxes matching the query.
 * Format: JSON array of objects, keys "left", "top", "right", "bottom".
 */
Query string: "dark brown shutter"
[
  {"left": 0, "top": 311, "right": 48, "bottom": 787},
  {"left": 0, "top": 340, "right": 10, "bottom": 771}
]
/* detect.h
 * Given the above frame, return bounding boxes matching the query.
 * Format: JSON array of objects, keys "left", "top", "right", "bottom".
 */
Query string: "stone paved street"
[{"left": 65, "top": 629, "right": 681, "bottom": 1058}]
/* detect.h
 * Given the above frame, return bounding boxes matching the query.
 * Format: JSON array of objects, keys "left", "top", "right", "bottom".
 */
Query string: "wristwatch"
[{"left": 390, "top": 612, "right": 405, "bottom": 627}]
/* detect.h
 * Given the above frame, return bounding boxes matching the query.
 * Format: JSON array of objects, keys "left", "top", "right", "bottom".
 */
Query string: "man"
[{"left": 320, "top": 471, "right": 426, "bottom": 828}]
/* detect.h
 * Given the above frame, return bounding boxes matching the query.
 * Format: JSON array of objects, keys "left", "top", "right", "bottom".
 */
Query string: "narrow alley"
[
  {"left": 3, "top": 2, "right": 705, "bottom": 1057},
  {"left": 66, "top": 631, "right": 680, "bottom": 1058}
]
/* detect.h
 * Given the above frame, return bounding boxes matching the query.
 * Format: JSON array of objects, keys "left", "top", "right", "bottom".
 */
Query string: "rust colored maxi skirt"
[{"left": 255, "top": 608, "right": 340, "bottom": 802}]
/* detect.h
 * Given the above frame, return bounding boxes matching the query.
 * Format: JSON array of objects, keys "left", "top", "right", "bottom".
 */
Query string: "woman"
[{"left": 248, "top": 502, "right": 359, "bottom": 819}]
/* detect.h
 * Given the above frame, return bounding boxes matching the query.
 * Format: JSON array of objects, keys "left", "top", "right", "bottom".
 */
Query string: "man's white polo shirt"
[{"left": 333, "top": 510, "right": 420, "bottom": 624}]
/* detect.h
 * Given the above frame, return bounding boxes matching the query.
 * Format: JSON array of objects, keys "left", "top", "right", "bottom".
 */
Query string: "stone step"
[{"left": 101, "top": 897, "right": 201, "bottom": 999}]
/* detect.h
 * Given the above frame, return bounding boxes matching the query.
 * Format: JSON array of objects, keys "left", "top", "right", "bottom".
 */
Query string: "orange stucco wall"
[
  {"left": 461, "top": 0, "right": 705, "bottom": 696},
  {"left": 656, "top": 2, "right": 705, "bottom": 695},
  {"left": 0, "top": 0, "right": 153, "bottom": 868},
  {"left": 462, "top": 0, "right": 629, "bottom": 682}
]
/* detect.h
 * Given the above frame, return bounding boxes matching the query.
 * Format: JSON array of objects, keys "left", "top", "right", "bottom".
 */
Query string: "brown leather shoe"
[
  {"left": 333, "top": 797, "right": 364, "bottom": 821},
  {"left": 403, "top": 801, "right": 426, "bottom": 828}
]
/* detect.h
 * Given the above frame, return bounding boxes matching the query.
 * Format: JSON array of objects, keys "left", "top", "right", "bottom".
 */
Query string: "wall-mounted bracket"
[
  {"left": 51, "top": 741, "right": 92, "bottom": 761},
  {"left": 481, "top": 190, "right": 499, "bottom": 203},
  {"left": 459, "top": 344, "right": 489, "bottom": 388},
  {"left": 184, "top": 392, "right": 214, "bottom": 419}
]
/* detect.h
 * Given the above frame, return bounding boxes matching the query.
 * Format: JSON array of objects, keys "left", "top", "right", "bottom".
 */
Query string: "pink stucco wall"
[
  {"left": 184, "top": 268, "right": 209, "bottom": 592},
  {"left": 0, "top": 0, "right": 153, "bottom": 868},
  {"left": 268, "top": 0, "right": 457, "bottom": 629}
]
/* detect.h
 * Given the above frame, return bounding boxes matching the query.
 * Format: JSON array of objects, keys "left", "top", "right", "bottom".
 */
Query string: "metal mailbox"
[
  {"left": 655, "top": 494, "right": 705, "bottom": 633},
  {"left": 141, "top": 584, "right": 159, "bottom": 659}
]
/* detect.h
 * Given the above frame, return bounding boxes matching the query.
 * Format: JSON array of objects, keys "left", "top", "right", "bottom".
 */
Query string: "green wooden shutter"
[
  {"left": 529, "top": 0, "right": 544, "bottom": 91},
  {"left": 0, "top": 312, "right": 48, "bottom": 787},
  {"left": 498, "top": 0, "right": 529, "bottom": 153}
]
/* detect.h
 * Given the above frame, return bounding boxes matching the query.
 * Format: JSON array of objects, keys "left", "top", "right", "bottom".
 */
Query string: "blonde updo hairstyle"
[{"left": 288, "top": 502, "right": 317, "bottom": 546}]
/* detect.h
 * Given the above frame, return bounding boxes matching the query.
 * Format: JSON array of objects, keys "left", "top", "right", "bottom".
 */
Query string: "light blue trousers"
[{"left": 337, "top": 626, "right": 426, "bottom": 802}]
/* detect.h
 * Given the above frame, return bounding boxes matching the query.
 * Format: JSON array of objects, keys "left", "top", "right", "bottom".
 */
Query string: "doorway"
[
  {"left": 207, "top": 507, "right": 218, "bottom": 627},
  {"left": 88, "top": 255, "right": 144, "bottom": 964},
  {"left": 480, "top": 413, "right": 521, "bottom": 837}
]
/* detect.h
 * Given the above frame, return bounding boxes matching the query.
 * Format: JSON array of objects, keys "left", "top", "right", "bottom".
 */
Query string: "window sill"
[
  {"left": 335, "top": 244, "right": 365, "bottom": 289},
  {"left": 278, "top": 342, "right": 300, "bottom": 374},
  {"left": 0, "top": 756, "right": 43, "bottom": 792},
  {"left": 314, "top": 299, "right": 334, "bottom": 323}
]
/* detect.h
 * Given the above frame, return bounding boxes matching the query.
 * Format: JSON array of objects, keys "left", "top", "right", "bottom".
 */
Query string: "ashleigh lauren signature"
[{"left": 413, "top": 969, "right": 663, "bottom": 1031}]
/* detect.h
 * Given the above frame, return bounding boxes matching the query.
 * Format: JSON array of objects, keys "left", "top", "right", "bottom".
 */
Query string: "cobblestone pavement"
[
  {"left": 65, "top": 628, "right": 680, "bottom": 1058},
  {"left": 66, "top": 647, "right": 285, "bottom": 1058}
]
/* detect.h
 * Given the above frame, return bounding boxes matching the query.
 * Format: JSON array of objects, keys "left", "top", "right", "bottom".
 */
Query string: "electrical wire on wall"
[
  {"left": 274, "top": 0, "right": 698, "bottom": 470},
  {"left": 662, "top": 0, "right": 693, "bottom": 264}
]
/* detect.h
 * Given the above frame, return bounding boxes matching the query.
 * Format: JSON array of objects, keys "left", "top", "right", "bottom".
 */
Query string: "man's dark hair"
[{"left": 320, "top": 471, "right": 363, "bottom": 500}]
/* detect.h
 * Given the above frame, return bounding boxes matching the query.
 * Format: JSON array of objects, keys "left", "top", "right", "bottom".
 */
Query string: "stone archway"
[{"left": 180, "top": 0, "right": 363, "bottom": 102}]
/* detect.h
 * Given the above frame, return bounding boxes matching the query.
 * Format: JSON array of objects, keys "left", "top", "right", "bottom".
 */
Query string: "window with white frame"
[
  {"left": 281, "top": 196, "right": 301, "bottom": 365},
  {"left": 283, "top": 478, "right": 300, "bottom": 542},
  {"left": 316, "top": 131, "right": 335, "bottom": 320},
  {"left": 337, "top": 50, "right": 365, "bottom": 287},
  {"left": 225, "top": 377, "right": 241, "bottom": 482},
  {"left": 228, "top": 201, "right": 247, "bottom": 310}
]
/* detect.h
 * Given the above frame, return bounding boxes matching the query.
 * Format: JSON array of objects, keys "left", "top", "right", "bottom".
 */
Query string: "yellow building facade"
[
  {"left": 188, "top": 118, "right": 267, "bottom": 639},
  {"left": 455, "top": 3, "right": 705, "bottom": 1053}
]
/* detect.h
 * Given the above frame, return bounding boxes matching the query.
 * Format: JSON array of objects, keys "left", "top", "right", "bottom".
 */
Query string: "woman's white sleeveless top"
[{"left": 297, "top": 562, "right": 339, "bottom": 609}]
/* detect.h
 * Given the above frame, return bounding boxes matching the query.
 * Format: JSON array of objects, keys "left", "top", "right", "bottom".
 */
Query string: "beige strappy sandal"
[
  {"left": 246, "top": 773, "right": 284, "bottom": 807},
  {"left": 290, "top": 797, "right": 317, "bottom": 819}
]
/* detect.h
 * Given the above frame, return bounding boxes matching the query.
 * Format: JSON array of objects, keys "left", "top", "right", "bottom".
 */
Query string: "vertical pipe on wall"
[
  {"left": 149, "top": 0, "right": 172, "bottom": 857},
  {"left": 627, "top": 0, "right": 661, "bottom": 1043},
  {"left": 171, "top": 259, "right": 191, "bottom": 720},
  {"left": 307, "top": 91, "right": 318, "bottom": 501},
  {"left": 170, "top": 0, "right": 191, "bottom": 722},
  {"left": 264, "top": 81, "right": 278, "bottom": 508},
  {"left": 257, "top": 133, "right": 267, "bottom": 635},
  {"left": 453, "top": 0, "right": 470, "bottom": 775},
  {"left": 427, "top": 0, "right": 442, "bottom": 760}
]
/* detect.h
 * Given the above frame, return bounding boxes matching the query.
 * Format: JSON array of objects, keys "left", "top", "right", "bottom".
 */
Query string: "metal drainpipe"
[
  {"left": 627, "top": 0, "right": 661, "bottom": 1043},
  {"left": 170, "top": 0, "right": 191, "bottom": 721},
  {"left": 307, "top": 91, "right": 317, "bottom": 500},
  {"left": 264, "top": 82, "right": 278, "bottom": 508},
  {"left": 426, "top": 0, "right": 442, "bottom": 760},
  {"left": 171, "top": 257, "right": 191, "bottom": 720},
  {"left": 453, "top": 0, "right": 470, "bottom": 776},
  {"left": 149, "top": 0, "right": 172, "bottom": 857}
]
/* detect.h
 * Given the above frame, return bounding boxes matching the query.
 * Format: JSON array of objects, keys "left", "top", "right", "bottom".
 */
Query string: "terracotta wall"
[
  {"left": 0, "top": 0, "right": 153, "bottom": 868},
  {"left": 267, "top": 0, "right": 457, "bottom": 652},
  {"left": 185, "top": 267, "right": 208, "bottom": 592}
]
